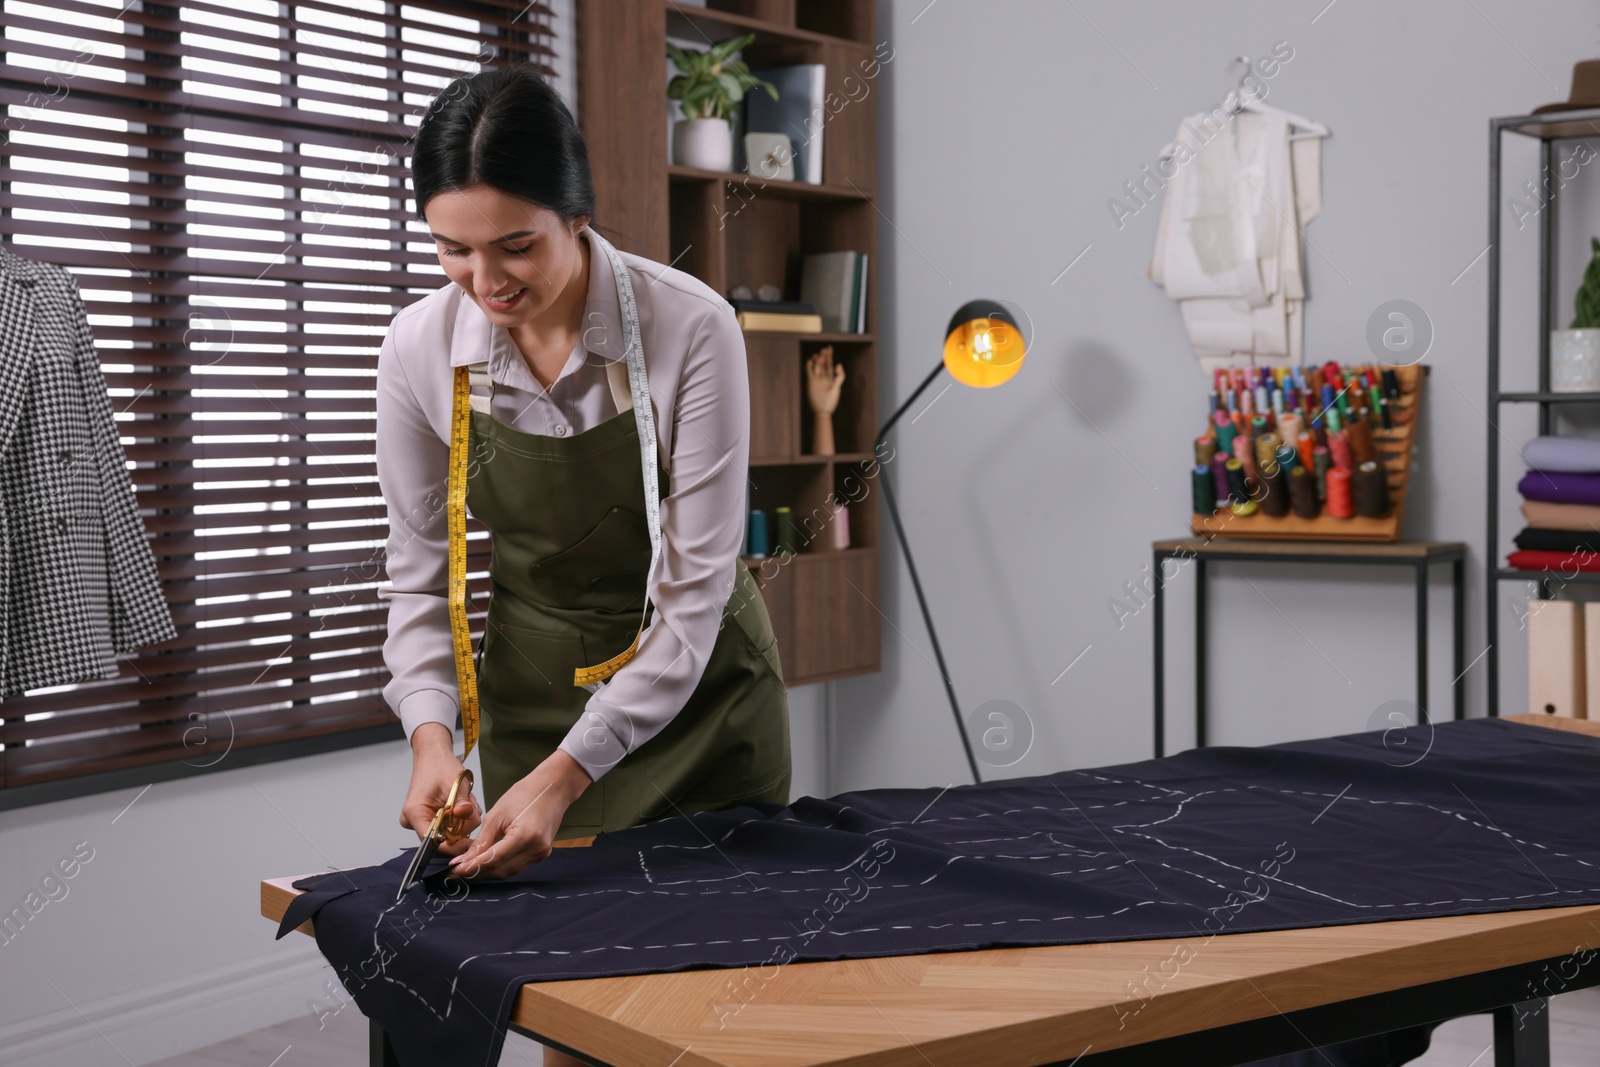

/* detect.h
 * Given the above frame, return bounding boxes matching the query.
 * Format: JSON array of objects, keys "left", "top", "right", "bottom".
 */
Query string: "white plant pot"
[
  {"left": 1551, "top": 328, "right": 1600, "bottom": 392},
  {"left": 673, "top": 117, "right": 732, "bottom": 171}
]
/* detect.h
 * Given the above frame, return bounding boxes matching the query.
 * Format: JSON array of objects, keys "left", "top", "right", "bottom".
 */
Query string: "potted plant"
[
  {"left": 666, "top": 34, "right": 777, "bottom": 172},
  {"left": 1553, "top": 237, "right": 1600, "bottom": 392}
]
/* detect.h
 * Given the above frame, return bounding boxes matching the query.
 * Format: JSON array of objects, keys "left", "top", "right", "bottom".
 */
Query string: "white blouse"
[{"left": 374, "top": 225, "right": 751, "bottom": 782}]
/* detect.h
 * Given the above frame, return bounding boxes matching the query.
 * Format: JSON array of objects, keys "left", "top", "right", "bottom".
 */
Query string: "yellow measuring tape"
[
  {"left": 447, "top": 364, "right": 481, "bottom": 761},
  {"left": 447, "top": 360, "right": 650, "bottom": 759}
]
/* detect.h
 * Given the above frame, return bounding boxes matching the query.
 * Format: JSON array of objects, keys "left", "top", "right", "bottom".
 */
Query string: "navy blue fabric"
[{"left": 277, "top": 718, "right": 1600, "bottom": 1067}]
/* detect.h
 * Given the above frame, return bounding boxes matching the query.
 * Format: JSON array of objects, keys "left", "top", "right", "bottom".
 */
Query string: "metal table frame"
[{"left": 1152, "top": 540, "right": 1467, "bottom": 758}]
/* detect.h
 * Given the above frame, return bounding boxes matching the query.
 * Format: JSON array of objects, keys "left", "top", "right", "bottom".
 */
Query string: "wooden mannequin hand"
[
  {"left": 805, "top": 346, "right": 845, "bottom": 415},
  {"left": 446, "top": 749, "right": 593, "bottom": 880},
  {"left": 806, "top": 346, "right": 845, "bottom": 456}
]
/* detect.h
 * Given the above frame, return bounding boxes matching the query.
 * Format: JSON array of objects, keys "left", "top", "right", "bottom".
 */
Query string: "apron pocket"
[
  {"left": 478, "top": 620, "right": 607, "bottom": 830},
  {"left": 526, "top": 505, "right": 651, "bottom": 611}
]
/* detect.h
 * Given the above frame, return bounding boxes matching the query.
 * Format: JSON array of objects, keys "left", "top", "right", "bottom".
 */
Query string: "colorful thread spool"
[
  {"left": 1195, "top": 434, "right": 1217, "bottom": 467},
  {"left": 774, "top": 506, "right": 798, "bottom": 555},
  {"left": 1288, "top": 465, "right": 1318, "bottom": 518},
  {"left": 1313, "top": 446, "right": 1331, "bottom": 501},
  {"left": 1347, "top": 414, "right": 1377, "bottom": 464},
  {"left": 1277, "top": 411, "right": 1303, "bottom": 446},
  {"left": 1352, "top": 460, "right": 1390, "bottom": 517},
  {"left": 1192, "top": 465, "right": 1218, "bottom": 513},
  {"left": 1258, "top": 462, "right": 1290, "bottom": 516},
  {"left": 1296, "top": 431, "right": 1315, "bottom": 471},
  {"left": 1233, "top": 434, "right": 1257, "bottom": 486},
  {"left": 1211, "top": 450, "right": 1231, "bottom": 504},
  {"left": 1254, "top": 431, "right": 1281, "bottom": 471},
  {"left": 1329, "top": 429, "right": 1354, "bottom": 470},
  {"left": 1224, "top": 458, "right": 1257, "bottom": 515},
  {"left": 746, "top": 509, "right": 770, "bottom": 557},
  {"left": 1325, "top": 466, "right": 1354, "bottom": 518}
]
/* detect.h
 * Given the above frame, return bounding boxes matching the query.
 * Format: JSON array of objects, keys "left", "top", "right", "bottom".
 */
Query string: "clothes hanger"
[{"left": 1157, "top": 56, "right": 1330, "bottom": 160}]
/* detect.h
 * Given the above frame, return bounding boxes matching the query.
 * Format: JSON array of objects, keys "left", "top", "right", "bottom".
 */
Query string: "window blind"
[{"left": 0, "top": 0, "right": 556, "bottom": 797}]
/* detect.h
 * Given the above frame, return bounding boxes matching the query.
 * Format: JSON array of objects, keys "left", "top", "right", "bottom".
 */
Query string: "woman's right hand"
[{"left": 400, "top": 723, "right": 481, "bottom": 857}]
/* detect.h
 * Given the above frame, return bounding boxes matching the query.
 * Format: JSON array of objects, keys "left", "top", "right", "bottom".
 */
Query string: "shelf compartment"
[
  {"left": 666, "top": 0, "right": 867, "bottom": 48},
  {"left": 800, "top": 337, "right": 876, "bottom": 455},
  {"left": 669, "top": 164, "right": 872, "bottom": 203}
]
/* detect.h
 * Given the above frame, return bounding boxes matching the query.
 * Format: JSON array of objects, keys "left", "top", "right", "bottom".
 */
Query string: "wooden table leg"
[
  {"left": 1493, "top": 998, "right": 1550, "bottom": 1067},
  {"left": 370, "top": 1017, "right": 401, "bottom": 1067}
]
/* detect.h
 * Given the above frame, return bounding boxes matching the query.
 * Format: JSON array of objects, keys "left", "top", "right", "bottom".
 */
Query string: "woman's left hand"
[{"left": 447, "top": 750, "right": 593, "bottom": 880}]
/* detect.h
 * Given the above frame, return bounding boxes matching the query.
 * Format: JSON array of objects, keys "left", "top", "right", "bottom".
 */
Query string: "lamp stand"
[{"left": 874, "top": 357, "right": 983, "bottom": 785}]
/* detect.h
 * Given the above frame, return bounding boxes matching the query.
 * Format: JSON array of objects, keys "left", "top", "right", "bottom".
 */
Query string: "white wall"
[{"left": 829, "top": 0, "right": 1600, "bottom": 791}]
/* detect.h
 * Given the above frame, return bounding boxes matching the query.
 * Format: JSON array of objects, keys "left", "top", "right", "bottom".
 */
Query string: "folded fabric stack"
[{"left": 1510, "top": 436, "right": 1600, "bottom": 572}]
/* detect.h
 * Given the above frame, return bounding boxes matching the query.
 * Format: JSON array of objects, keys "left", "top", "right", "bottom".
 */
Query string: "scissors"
[{"left": 397, "top": 768, "right": 475, "bottom": 902}]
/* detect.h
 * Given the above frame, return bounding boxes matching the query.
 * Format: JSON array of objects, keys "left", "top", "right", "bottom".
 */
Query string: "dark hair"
[{"left": 410, "top": 64, "right": 596, "bottom": 225}]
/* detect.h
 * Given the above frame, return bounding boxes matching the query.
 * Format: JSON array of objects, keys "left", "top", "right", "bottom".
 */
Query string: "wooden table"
[
  {"left": 262, "top": 715, "right": 1600, "bottom": 1067},
  {"left": 1150, "top": 538, "right": 1468, "bottom": 757}
]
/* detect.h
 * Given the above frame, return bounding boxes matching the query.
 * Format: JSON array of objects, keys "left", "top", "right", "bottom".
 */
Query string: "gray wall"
[{"left": 829, "top": 0, "right": 1600, "bottom": 791}]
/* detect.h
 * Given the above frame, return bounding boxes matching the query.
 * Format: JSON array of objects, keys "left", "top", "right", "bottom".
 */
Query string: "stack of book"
[
  {"left": 731, "top": 299, "right": 822, "bottom": 333},
  {"left": 800, "top": 251, "right": 869, "bottom": 334}
]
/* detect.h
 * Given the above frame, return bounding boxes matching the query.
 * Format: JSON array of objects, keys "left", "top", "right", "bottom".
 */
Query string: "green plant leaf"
[
  {"left": 1574, "top": 238, "right": 1600, "bottom": 329},
  {"left": 718, "top": 71, "right": 746, "bottom": 104},
  {"left": 708, "top": 33, "right": 756, "bottom": 64}
]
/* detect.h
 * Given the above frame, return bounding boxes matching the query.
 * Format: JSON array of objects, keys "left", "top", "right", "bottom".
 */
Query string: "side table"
[{"left": 1151, "top": 539, "right": 1467, "bottom": 757}]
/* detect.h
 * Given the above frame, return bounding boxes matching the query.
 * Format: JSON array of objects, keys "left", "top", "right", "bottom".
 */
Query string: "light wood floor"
[{"left": 145, "top": 985, "right": 1600, "bottom": 1065}]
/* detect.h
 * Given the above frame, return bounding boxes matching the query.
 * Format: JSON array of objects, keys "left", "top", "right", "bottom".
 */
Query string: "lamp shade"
[{"left": 942, "top": 298, "right": 1027, "bottom": 388}]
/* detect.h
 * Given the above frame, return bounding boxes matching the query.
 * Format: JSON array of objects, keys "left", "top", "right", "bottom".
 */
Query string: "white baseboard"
[{"left": 0, "top": 945, "right": 332, "bottom": 1067}]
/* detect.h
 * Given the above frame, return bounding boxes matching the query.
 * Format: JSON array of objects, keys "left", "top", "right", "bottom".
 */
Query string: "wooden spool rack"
[{"left": 1190, "top": 363, "right": 1426, "bottom": 543}]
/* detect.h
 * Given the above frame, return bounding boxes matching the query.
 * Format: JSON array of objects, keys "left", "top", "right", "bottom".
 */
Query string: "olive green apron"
[{"left": 463, "top": 369, "right": 791, "bottom": 840}]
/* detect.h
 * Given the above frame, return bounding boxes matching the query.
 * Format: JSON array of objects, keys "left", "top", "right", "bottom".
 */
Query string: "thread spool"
[
  {"left": 1254, "top": 431, "right": 1281, "bottom": 470},
  {"left": 833, "top": 505, "right": 851, "bottom": 549},
  {"left": 1329, "top": 430, "right": 1354, "bottom": 470},
  {"left": 1352, "top": 460, "right": 1390, "bottom": 517},
  {"left": 1288, "top": 465, "right": 1318, "bottom": 518},
  {"left": 1225, "top": 458, "right": 1257, "bottom": 515},
  {"left": 1296, "top": 431, "right": 1315, "bottom": 471},
  {"left": 1192, "top": 465, "right": 1218, "bottom": 513},
  {"left": 1325, "top": 466, "right": 1354, "bottom": 518},
  {"left": 746, "top": 509, "right": 770, "bottom": 557},
  {"left": 1250, "top": 414, "right": 1269, "bottom": 440},
  {"left": 1326, "top": 405, "right": 1343, "bottom": 433},
  {"left": 1311, "top": 419, "right": 1328, "bottom": 450},
  {"left": 1258, "top": 462, "right": 1290, "bottom": 516},
  {"left": 1347, "top": 414, "right": 1377, "bottom": 464},
  {"left": 1278, "top": 411, "right": 1303, "bottom": 445},
  {"left": 774, "top": 506, "right": 798, "bottom": 555},
  {"left": 1216, "top": 417, "right": 1237, "bottom": 456},
  {"left": 1195, "top": 434, "right": 1217, "bottom": 467},
  {"left": 1313, "top": 446, "right": 1331, "bottom": 501},
  {"left": 1233, "top": 434, "right": 1257, "bottom": 486},
  {"left": 1274, "top": 444, "right": 1298, "bottom": 477},
  {"left": 1211, "top": 450, "right": 1231, "bottom": 503}
]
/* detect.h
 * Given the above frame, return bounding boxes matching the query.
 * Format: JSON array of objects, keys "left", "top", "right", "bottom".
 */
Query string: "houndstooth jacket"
[{"left": 0, "top": 245, "right": 174, "bottom": 697}]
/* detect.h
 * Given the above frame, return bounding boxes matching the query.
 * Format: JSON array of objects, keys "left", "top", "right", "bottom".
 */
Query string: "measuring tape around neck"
[{"left": 444, "top": 229, "right": 663, "bottom": 760}]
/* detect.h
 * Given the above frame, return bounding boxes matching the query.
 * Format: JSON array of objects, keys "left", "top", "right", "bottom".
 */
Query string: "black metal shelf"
[
  {"left": 1497, "top": 390, "right": 1600, "bottom": 403},
  {"left": 1485, "top": 106, "right": 1600, "bottom": 715}
]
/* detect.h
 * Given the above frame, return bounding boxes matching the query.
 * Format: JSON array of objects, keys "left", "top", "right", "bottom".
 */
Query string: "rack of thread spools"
[
  {"left": 743, "top": 504, "right": 852, "bottom": 560},
  {"left": 1190, "top": 361, "right": 1426, "bottom": 542}
]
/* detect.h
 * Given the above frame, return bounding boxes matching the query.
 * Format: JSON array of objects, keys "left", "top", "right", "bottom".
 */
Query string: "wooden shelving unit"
[{"left": 577, "top": 0, "right": 881, "bottom": 686}]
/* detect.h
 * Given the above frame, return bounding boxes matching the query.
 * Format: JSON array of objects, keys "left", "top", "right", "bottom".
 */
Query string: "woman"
[{"left": 376, "top": 65, "right": 791, "bottom": 893}]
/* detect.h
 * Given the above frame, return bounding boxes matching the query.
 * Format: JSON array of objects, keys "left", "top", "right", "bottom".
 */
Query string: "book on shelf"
[
  {"left": 729, "top": 298, "right": 817, "bottom": 316},
  {"left": 801, "top": 251, "right": 869, "bottom": 334},
  {"left": 736, "top": 310, "right": 823, "bottom": 333},
  {"left": 743, "top": 64, "right": 826, "bottom": 184}
]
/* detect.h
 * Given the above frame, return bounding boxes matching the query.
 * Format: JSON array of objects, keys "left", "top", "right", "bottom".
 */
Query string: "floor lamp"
[{"left": 873, "top": 299, "right": 1028, "bottom": 785}]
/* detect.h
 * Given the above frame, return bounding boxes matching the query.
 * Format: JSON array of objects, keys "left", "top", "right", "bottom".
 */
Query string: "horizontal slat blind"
[{"left": 0, "top": 0, "right": 557, "bottom": 791}]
